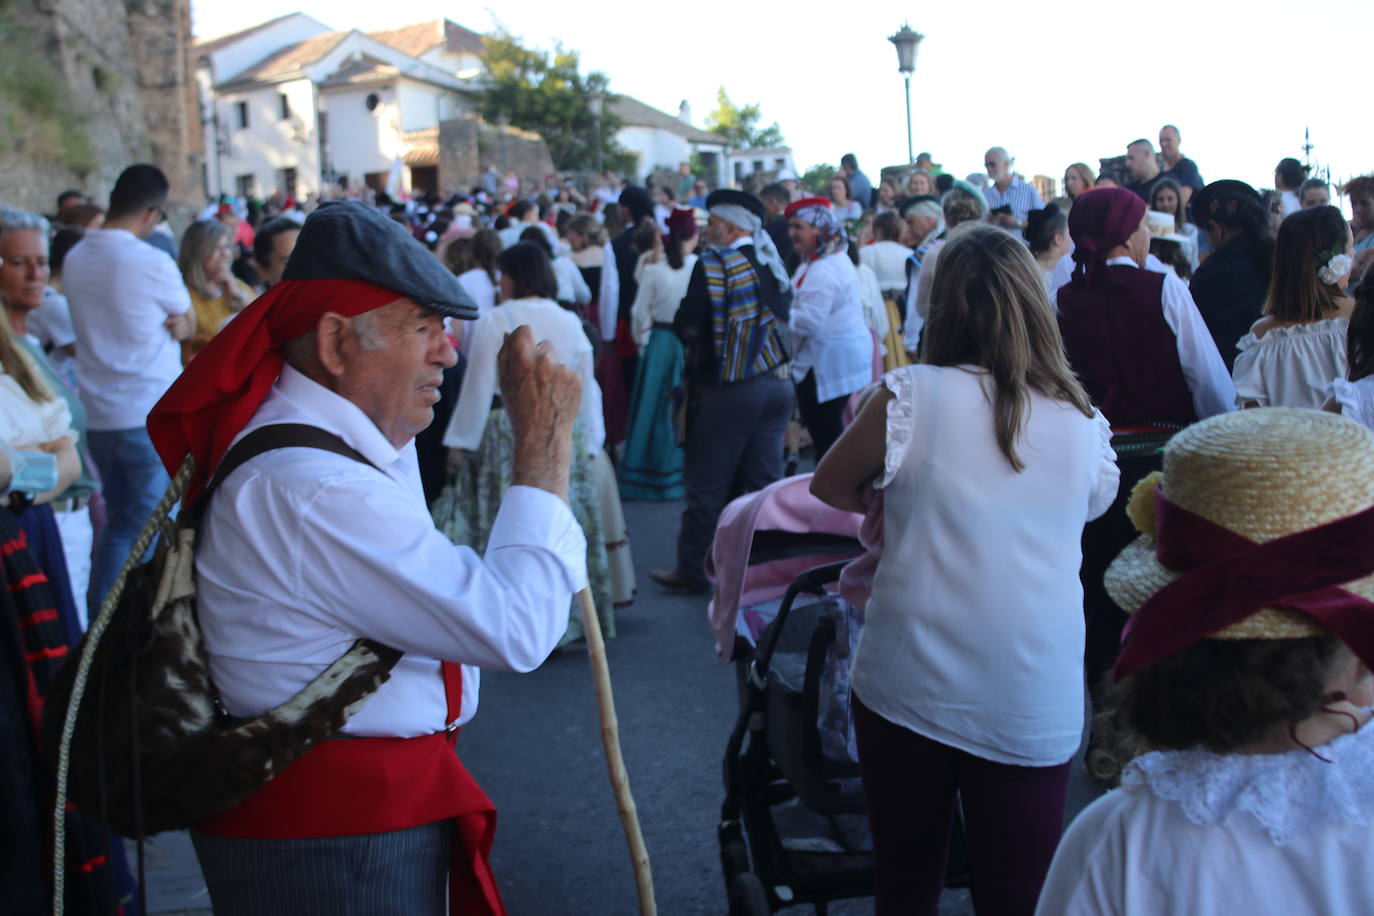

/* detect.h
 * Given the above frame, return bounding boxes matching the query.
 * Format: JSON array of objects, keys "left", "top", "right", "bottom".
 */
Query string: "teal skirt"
[
  {"left": 619, "top": 327, "right": 685, "bottom": 501},
  {"left": 432, "top": 410, "right": 614, "bottom": 644}
]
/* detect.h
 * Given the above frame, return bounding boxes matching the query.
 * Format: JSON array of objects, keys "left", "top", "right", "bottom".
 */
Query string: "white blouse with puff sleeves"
[
  {"left": 789, "top": 252, "right": 874, "bottom": 403},
  {"left": 853, "top": 365, "right": 1119, "bottom": 766},
  {"left": 1232, "top": 316, "right": 1349, "bottom": 408}
]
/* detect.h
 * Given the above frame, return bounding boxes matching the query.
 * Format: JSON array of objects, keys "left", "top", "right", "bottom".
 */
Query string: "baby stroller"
[{"left": 707, "top": 475, "right": 968, "bottom": 914}]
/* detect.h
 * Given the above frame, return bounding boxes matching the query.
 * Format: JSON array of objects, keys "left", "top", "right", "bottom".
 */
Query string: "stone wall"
[
  {"left": 439, "top": 117, "right": 554, "bottom": 193},
  {"left": 0, "top": 0, "right": 200, "bottom": 219}
]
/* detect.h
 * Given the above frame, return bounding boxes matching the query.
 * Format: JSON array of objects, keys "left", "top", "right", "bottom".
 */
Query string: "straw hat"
[
  {"left": 1105, "top": 408, "right": 1374, "bottom": 641},
  {"left": 1146, "top": 208, "right": 1189, "bottom": 245}
]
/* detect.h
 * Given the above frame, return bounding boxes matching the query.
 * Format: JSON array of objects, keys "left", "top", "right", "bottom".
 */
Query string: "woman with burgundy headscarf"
[
  {"left": 785, "top": 197, "right": 873, "bottom": 461},
  {"left": 1055, "top": 186, "right": 1236, "bottom": 710}
]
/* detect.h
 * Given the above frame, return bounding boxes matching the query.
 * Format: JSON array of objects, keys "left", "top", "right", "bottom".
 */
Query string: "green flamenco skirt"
[{"left": 619, "top": 327, "right": 685, "bottom": 501}]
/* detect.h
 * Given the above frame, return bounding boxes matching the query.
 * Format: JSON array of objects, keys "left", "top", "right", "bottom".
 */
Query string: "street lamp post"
[
  {"left": 888, "top": 24, "right": 924, "bottom": 164},
  {"left": 587, "top": 88, "right": 605, "bottom": 174}
]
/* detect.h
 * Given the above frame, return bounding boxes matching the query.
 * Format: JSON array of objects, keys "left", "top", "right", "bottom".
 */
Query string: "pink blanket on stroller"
[{"left": 705, "top": 474, "right": 862, "bottom": 659}]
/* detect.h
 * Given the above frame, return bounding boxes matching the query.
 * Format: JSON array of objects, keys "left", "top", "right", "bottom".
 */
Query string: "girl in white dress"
[
  {"left": 1232, "top": 206, "right": 1355, "bottom": 407},
  {"left": 1041, "top": 409, "right": 1374, "bottom": 915}
]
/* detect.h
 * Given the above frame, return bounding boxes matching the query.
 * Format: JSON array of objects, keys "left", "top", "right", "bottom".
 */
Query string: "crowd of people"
[{"left": 3, "top": 121, "right": 1374, "bottom": 914}]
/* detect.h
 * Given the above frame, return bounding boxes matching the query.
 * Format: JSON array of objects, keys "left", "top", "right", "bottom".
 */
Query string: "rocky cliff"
[{"left": 0, "top": 0, "right": 199, "bottom": 215}]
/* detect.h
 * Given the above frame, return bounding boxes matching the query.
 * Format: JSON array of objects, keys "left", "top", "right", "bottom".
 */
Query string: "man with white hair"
[
  {"left": 982, "top": 146, "right": 1043, "bottom": 230},
  {"left": 149, "top": 201, "right": 587, "bottom": 914},
  {"left": 653, "top": 189, "right": 794, "bottom": 594}
]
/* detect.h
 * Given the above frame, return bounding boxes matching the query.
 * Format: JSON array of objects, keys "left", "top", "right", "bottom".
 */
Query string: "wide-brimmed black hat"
[
  {"left": 704, "top": 189, "right": 766, "bottom": 222},
  {"left": 281, "top": 200, "right": 477, "bottom": 319}
]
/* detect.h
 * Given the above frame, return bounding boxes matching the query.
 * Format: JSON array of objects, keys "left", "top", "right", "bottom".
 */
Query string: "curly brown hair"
[{"left": 1088, "top": 634, "right": 1343, "bottom": 785}]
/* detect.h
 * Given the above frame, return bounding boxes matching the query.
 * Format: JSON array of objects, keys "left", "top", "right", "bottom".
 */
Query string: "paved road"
[{"left": 134, "top": 492, "right": 1102, "bottom": 915}]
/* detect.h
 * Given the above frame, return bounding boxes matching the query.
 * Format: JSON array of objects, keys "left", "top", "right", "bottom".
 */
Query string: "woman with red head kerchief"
[
  {"left": 1056, "top": 186, "right": 1236, "bottom": 717},
  {"left": 785, "top": 197, "right": 873, "bottom": 461}
]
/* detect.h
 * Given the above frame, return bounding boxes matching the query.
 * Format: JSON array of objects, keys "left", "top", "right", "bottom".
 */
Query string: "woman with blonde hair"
[
  {"left": 906, "top": 170, "right": 933, "bottom": 197},
  {"left": 178, "top": 218, "right": 251, "bottom": 360},
  {"left": 1063, "top": 163, "right": 1095, "bottom": 204},
  {"left": 812, "top": 224, "right": 1118, "bottom": 914},
  {"left": 1232, "top": 205, "right": 1355, "bottom": 408}
]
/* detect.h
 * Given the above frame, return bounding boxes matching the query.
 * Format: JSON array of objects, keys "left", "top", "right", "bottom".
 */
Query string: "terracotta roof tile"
[
  {"left": 609, "top": 96, "right": 728, "bottom": 145},
  {"left": 218, "top": 31, "right": 348, "bottom": 87}
]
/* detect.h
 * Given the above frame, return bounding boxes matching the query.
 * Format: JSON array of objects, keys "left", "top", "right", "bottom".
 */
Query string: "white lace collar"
[{"left": 1123, "top": 719, "right": 1374, "bottom": 845}]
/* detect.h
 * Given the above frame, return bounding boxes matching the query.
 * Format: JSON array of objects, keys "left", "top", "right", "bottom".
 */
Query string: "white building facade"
[
  {"left": 194, "top": 15, "right": 482, "bottom": 201},
  {"left": 610, "top": 97, "right": 731, "bottom": 187}
]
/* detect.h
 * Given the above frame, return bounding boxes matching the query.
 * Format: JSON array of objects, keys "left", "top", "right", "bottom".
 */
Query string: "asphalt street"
[{"left": 133, "top": 490, "right": 1103, "bottom": 915}]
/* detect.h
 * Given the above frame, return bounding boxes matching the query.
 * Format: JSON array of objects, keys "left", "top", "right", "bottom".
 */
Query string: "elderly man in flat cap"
[
  {"left": 148, "top": 201, "right": 586, "bottom": 915},
  {"left": 653, "top": 189, "right": 794, "bottom": 593}
]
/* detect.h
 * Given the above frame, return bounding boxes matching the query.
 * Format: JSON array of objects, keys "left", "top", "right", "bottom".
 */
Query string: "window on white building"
[
  {"left": 280, "top": 167, "right": 298, "bottom": 199},
  {"left": 235, "top": 173, "right": 255, "bottom": 198},
  {"left": 236, "top": 101, "right": 249, "bottom": 130},
  {"left": 279, "top": 93, "right": 290, "bottom": 120}
]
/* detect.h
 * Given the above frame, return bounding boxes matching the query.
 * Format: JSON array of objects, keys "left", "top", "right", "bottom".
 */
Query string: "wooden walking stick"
[{"left": 577, "top": 588, "right": 657, "bottom": 915}]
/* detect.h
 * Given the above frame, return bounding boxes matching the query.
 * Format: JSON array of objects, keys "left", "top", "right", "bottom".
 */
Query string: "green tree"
[
  {"left": 801, "top": 163, "right": 836, "bottom": 195},
  {"left": 704, "top": 88, "right": 785, "bottom": 150},
  {"left": 479, "top": 28, "right": 635, "bottom": 173}
]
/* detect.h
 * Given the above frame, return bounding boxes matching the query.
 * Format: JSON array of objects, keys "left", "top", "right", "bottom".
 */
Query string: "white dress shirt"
[
  {"left": 196, "top": 366, "right": 587, "bottom": 737},
  {"left": 1104, "top": 255, "right": 1235, "bottom": 419},
  {"left": 443, "top": 298, "right": 604, "bottom": 455},
  {"left": 789, "top": 252, "right": 874, "bottom": 403},
  {"left": 631, "top": 254, "right": 697, "bottom": 346},
  {"left": 62, "top": 228, "right": 191, "bottom": 430}
]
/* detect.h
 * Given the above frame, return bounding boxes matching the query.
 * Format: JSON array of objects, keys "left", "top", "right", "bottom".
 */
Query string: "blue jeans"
[{"left": 86, "top": 426, "right": 171, "bottom": 614}]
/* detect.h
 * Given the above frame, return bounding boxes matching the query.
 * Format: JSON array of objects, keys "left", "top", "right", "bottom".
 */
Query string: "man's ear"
[{"left": 316, "top": 312, "right": 350, "bottom": 378}]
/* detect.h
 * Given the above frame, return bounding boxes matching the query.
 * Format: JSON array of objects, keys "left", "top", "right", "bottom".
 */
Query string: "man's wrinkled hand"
[{"left": 498, "top": 326, "right": 581, "bottom": 500}]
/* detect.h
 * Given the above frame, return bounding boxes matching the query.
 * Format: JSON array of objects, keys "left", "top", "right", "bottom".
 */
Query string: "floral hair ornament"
[{"left": 1317, "top": 245, "right": 1353, "bottom": 286}]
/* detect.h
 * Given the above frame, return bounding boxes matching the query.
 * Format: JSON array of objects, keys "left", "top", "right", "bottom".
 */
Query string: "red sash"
[{"left": 198, "top": 662, "right": 504, "bottom": 915}]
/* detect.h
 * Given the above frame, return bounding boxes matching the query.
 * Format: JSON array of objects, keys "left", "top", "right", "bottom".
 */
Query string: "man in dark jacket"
[{"left": 652, "top": 190, "right": 794, "bottom": 594}]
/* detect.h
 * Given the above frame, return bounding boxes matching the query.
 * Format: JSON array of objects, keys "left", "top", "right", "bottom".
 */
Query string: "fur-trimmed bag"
[{"left": 42, "top": 424, "right": 403, "bottom": 838}]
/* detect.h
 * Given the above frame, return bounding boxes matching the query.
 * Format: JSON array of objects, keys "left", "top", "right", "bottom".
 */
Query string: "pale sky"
[{"left": 193, "top": 0, "right": 1372, "bottom": 198}]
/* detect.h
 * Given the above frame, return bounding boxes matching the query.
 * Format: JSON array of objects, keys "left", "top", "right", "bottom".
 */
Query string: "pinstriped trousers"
[{"left": 191, "top": 821, "right": 450, "bottom": 915}]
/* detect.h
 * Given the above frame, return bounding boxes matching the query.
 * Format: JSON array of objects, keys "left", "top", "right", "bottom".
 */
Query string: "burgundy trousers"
[{"left": 852, "top": 695, "right": 1071, "bottom": 916}]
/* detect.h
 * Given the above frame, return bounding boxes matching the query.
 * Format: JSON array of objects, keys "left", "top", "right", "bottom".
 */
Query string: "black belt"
[{"left": 651, "top": 321, "right": 674, "bottom": 332}]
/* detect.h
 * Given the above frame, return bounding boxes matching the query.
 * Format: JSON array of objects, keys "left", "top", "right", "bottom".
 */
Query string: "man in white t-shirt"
[{"left": 62, "top": 164, "right": 192, "bottom": 611}]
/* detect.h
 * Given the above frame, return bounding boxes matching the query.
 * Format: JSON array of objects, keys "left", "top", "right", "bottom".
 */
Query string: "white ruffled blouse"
[
  {"left": 853, "top": 365, "right": 1119, "bottom": 767},
  {"left": 1038, "top": 722, "right": 1374, "bottom": 914},
  {"left": 1327, "top": 376, "right": 1374, "bottom": 432},
  {"left": 1232, "top": 316, "right": 1349, "bottom": 409}
]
